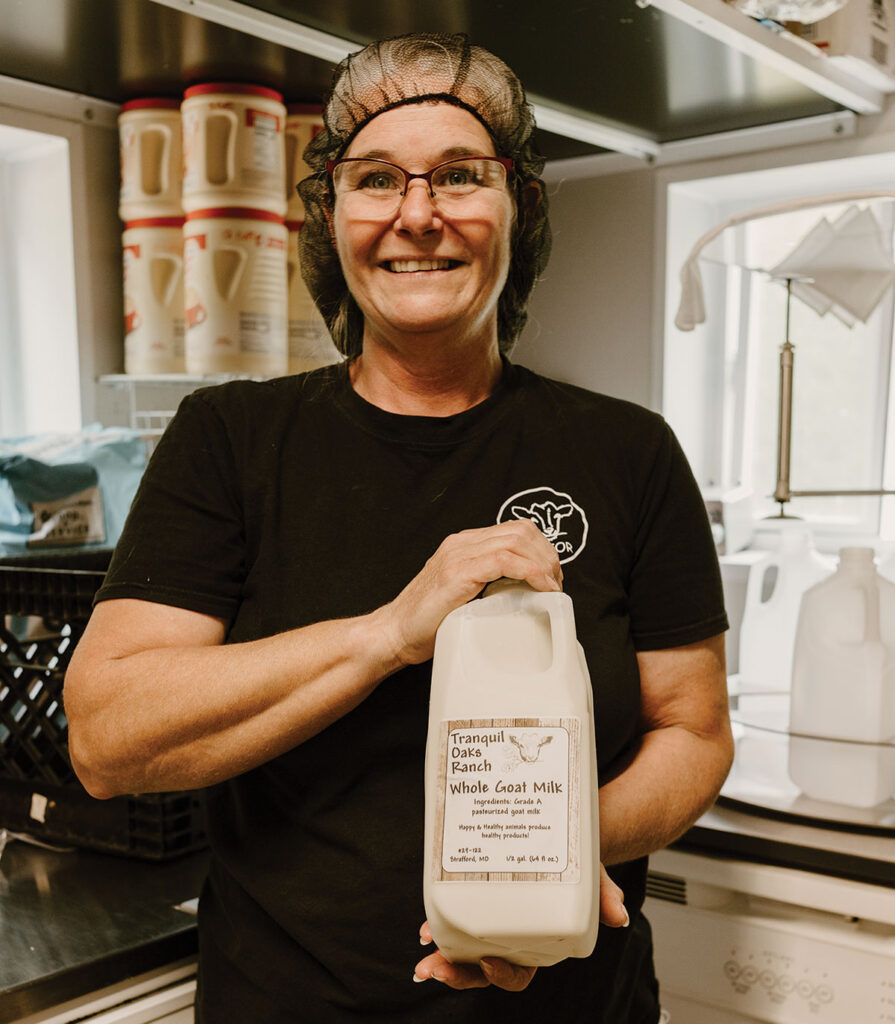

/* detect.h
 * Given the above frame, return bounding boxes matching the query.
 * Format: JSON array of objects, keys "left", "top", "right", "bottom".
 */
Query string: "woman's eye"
[{"left": 361, "top": 172, "right": 398, "bottom": 191}]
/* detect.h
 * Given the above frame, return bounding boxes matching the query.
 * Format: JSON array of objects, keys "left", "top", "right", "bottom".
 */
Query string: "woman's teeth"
[{"left": 385, "top": 259, "right": 456, "bottom": 273}]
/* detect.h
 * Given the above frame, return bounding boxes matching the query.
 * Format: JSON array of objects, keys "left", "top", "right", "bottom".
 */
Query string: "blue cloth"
[{"left": 0, "top": 426, "right": 147, "bottom": 557}]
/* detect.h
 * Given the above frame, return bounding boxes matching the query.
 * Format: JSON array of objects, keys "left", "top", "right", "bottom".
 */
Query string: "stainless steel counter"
[{"left": 0, "top": 837, "right": 208, "bottom": 1023}]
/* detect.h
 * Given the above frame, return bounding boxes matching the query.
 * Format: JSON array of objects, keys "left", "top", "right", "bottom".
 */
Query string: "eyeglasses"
[{"left": 326, "top": 156, "right": 513, "bottom": 215}]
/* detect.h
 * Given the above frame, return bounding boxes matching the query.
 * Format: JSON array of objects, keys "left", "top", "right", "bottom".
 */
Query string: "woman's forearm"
[
  {"left": 65, "top": 520, "right": 563, "bottom": 800},
  {"left": 65, "top": 603, "right": 402, "bottom": 798},
  {"left": 598, "top": 721, "right": 733, "bottom": 867}
]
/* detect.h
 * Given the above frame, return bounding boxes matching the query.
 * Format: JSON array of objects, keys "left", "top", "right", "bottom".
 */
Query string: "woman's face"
[{"left": 333, "top": 102, "right": 515, "bottom": 353}]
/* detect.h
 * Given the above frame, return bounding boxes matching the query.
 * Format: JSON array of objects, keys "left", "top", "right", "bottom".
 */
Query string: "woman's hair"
[{"left": 296, "top": 32, "right": 552, "bottom": 358}]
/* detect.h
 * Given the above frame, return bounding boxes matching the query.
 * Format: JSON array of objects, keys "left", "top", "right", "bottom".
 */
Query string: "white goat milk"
[{"left": 423, "top": 578, "right": 599, "bottom": 967}]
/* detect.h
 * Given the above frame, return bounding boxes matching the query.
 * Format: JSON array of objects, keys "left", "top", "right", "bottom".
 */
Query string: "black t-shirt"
[{"left": 96, "top": 361, "right": 727, "bottom": 1023}]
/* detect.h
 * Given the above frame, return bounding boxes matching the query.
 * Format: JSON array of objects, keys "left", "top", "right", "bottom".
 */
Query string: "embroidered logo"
[{"left": 497, "top": 486, "right": 589, "bottom": 564}]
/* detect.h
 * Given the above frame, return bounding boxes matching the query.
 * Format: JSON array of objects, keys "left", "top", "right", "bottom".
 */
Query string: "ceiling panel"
[{"left": 0, "top": 0, "right": 843, "bottom": 160}]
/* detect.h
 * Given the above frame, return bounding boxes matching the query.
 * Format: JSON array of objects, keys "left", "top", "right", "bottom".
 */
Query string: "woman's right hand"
[{"left": 381, "top": 519, "right": 562, "bottom": 667}]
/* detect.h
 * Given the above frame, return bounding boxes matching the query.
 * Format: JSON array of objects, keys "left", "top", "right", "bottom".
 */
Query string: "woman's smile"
[{"left": 381, "top": 258, "right": 464, "bottom": 273}]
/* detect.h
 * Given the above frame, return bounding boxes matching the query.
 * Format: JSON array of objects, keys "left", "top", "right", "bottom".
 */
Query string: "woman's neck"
[{"left": 349, "top": 337, "right": 504, "bottom": 416}]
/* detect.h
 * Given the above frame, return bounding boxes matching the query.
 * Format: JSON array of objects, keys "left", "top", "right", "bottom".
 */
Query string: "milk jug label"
[{"left": 434, "top": 718, "right": 580, "bottom": 882}]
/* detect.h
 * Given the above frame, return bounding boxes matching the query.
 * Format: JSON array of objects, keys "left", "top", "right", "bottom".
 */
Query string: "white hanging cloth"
[
  {"left": 674, "top": 190, "right": 895, "bottom": 331},
  {"left": 768, "top": 205, "right": 895, "bottom": 325}
]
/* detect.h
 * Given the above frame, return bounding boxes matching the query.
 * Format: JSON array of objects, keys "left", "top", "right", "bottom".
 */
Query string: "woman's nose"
[{"left": 394, "top": 179, "right": 441, "bottom": 233}]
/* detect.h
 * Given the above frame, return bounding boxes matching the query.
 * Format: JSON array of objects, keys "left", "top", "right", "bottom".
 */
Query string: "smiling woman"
[
  {"left": 64, "top": 30, "right": 731, "bottom": 1024},
  {"left": 329, "top": 103, "right": 516, "bottom": 390}
]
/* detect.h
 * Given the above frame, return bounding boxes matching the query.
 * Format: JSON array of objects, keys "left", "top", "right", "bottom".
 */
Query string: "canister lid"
[
  {"left": 185, "top": 207, "right": 285, "bottom": 223},
  {"left": 123, "top": 217, "right": 186, "bottom": 229},
  {"left": 121, "top": 97, "right": 182, "bottom": 111},
  {"left": 184, "top": 82, "right": 283, "bottom": 102},
  {"left": 286, "top": 102, "right": 323, "bottom": 115}
]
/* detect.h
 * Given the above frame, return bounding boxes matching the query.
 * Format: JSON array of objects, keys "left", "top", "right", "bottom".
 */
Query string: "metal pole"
[{"left": 773, "top": 280, "right": 796, "bottom": 511}]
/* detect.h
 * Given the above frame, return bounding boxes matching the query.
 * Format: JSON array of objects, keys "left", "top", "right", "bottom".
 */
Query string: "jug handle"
[
  {"left": 201, "top": 109, "right": 238, "bottom": 186},
  {"left": 212, "top": 246, "right": 248, "bottom": 301},
  {"left": 224, "top": 109, "right": 237, "bottom": 184},
  {"left": 864, "top": 583, "right": 882, "bottom": 644},
  {"left": 149, "top": 253, "right": 183, "bottom": 307},
  {"left": 460, "top": 583, "right": 575, "bottom": 678},
  {"left": 743, "top": 552, "right": 779, "bottom": 608},
  {"left": 538, "top": 591, "right": 575, "bottom": 675}
]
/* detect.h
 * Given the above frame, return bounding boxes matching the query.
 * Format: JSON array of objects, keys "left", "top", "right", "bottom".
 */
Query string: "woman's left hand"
[
  {"left": 413, "top": 922, "right": 537, "bottom": 991},
  {"left": 413, "top": 869, "right": 627, "bottom": 991}
]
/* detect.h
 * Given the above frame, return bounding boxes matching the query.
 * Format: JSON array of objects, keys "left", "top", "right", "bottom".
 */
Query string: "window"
[
  {"left": 0, "top": 123, "right": 81, "bottom": 437},
  {"left": 664, "top": 153, "right": 895, "bottom": 545}
]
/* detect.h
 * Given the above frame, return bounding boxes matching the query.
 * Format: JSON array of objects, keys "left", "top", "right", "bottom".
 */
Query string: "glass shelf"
[{"left": 722, "top": 677, "right": 895, "bottom": 833}]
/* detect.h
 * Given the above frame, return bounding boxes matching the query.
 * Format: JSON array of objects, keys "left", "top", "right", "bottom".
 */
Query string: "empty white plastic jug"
[
  {"left": 424, "top": 578, "right": 599, "bottom": 967},
  {"left": 738, "top": 520, "right": 832, "bottom": 691},
  {"left": 789, "top": 547, "right": 895, "bottom": 807}
]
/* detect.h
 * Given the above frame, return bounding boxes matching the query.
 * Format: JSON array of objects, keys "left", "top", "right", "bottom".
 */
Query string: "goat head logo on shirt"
[{"left": 497, "top": 486, "right": 589, "bottom": 564}]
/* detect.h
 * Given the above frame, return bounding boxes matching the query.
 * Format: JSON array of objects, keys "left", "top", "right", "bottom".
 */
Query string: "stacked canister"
[
  {"left": 119, "top": 86, "right": 337, "bottom": 377},
  {"left": 284, "top": 103, "right": 340, "bottom": 373},
  {"left": 181, "top": 83, "right": 288, "bottom": 376},
  {"left": 119, "top": 99, "right": 186, "bottom": 374}
]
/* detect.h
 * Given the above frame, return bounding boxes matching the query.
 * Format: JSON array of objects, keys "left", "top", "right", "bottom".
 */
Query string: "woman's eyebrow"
[{"left": 350, "top": 145, "right": 487, "bottom": 162}]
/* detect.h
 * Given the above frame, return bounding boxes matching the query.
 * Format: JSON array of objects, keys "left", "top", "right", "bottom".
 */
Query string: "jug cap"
[{"left": 837, "top": 546, "right": 877, "bottom": 568}]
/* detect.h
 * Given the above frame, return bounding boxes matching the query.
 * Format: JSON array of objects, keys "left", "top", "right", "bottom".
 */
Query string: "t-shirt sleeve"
[
  {"left": 94, "top": 390, "right": 246, "bottom": 621},
  {"left": 628, "top": 420, "right": 728, "bottom": 651}
]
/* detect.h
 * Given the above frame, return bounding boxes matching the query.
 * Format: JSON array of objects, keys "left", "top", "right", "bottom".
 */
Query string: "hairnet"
[{"left": 296, "top": 32, "right": 551, "bottom": 358}]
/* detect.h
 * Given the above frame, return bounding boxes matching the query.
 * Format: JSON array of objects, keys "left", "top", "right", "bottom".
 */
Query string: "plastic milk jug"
[
  {"left": 286, "top": 223, "right": 340, "bottom": 374},
  {"left": 789, "top": 547, "right": 895, "bottom": 807},
  {"left": 738, "top": 520, "right": 832, "bottom": 691},
  {"left": 424, "top": 579, "right": 599, "bottom": 967}
]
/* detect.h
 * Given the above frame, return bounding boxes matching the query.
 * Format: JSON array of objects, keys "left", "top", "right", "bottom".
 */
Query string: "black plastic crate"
[{"left": 0, "top": 554, "right": 207, "bottom": 860}]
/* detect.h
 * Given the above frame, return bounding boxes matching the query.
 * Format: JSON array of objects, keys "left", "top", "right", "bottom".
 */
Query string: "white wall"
[{"left": 513, "top": 168, "right": 657, "bottom": 409}]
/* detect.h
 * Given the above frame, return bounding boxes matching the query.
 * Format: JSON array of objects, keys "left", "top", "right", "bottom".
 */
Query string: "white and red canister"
[
  {"left": 285, "top": 103, "right": 324, "bottom": 221},
  {"left": 183, "top": 207, "right": 288, "bottom": 376},
  {"left": 118, "top": 98, "right": 183, "bottom": 221},
  {"left": 122, "top": 217, "right": 186, "bottom": 375},
  {"left": 286, "top": 220, "right": 340, "bottom": 375},
  {"left": 182, "top": 83, "right": 287, "bottom": 216}
]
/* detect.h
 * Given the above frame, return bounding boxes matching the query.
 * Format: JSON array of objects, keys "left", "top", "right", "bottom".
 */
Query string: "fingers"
[
  {"left": 412, "top": 950, "right": 537, "bottom": 992},
  {"left": 479, "top": 957, "right": 538, "bottom": 992},
  {"left": 599, "top": 862, "right": 630, "bottom": 928},
  {"left": 385, "top": 519, "right": 563, "bottom": 666},
  {"left": 415, "top": 921, "right": 537, "bottom": 991},
  {"left": 413, "top": 950, "right": 490, "bottom": 989},
  {"left": 456, "top": 519, "right": 563, "bottom": 593}
]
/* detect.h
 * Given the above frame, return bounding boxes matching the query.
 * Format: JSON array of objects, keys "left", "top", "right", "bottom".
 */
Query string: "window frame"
[{"left": 663, "top": 155, "right": 895, "bottom": 547}]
